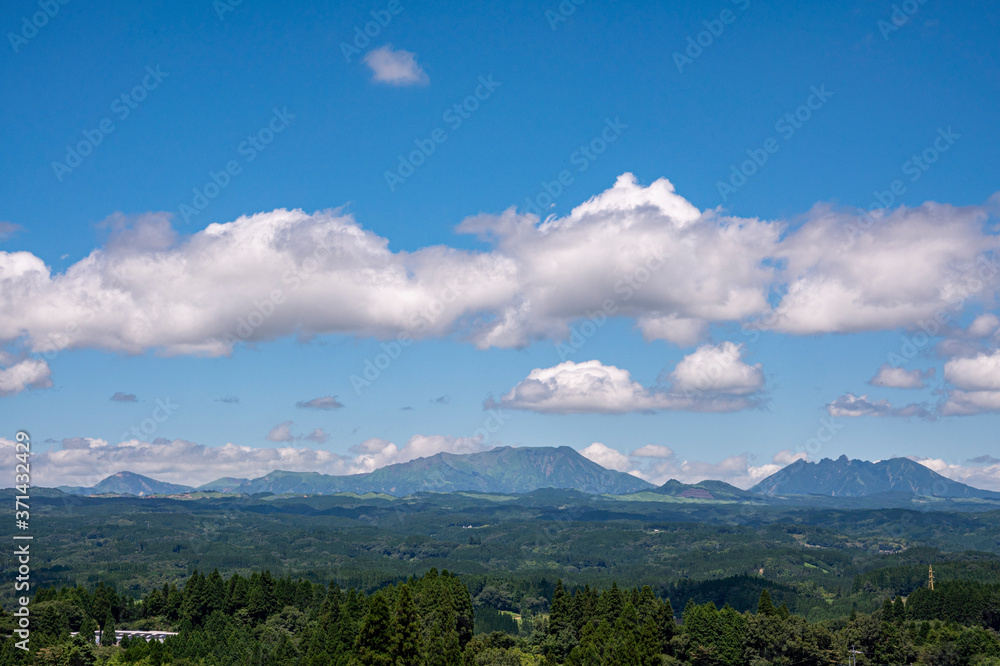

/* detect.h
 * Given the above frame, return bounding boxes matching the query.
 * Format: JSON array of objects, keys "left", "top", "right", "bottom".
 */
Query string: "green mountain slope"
[{"left": 751, "top": 455, "right": 1000, "bottom": 499}]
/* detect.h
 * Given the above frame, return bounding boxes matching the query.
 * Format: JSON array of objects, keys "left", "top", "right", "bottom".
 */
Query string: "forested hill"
[{"left": 6, "top": 568, "right": 1000, "bottom": 665}]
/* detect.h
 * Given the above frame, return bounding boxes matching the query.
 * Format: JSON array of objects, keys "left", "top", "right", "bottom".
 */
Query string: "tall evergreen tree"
[
  {"left": 100, "top": 613, "right": 116, "bottom": 647},
  {"left": 757, "top": 589, "right": 776, "bottom": 617},
  {"left": 353, "top": 595, "right": 393, "bottom": 666},
  {"left": 550, "top": 579, "right": 571, "bottom": 637},
  {"left": 894, "top": 595, "right": 907, "bottom": 622},
  {"left": 596, "top": 583, "right": 624, "bottom": 626},
  {"left": 78, "top": 616, "right": 97, "bottom": 644},
  {"left": 391, "top": 585, "right": 423, "bottom": 666}
]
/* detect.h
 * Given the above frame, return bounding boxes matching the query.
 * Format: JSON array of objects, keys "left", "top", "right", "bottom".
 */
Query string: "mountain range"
[
  {"left": 750, "top": 455, "right": 1000, "bottom": 499},
  {"left": 57, "top": 471, "right": 192, "bottom": 496},
  {"left": 60, "top": 446, "right": 652, "bottom": 497},
  {"left": 55, "top": 448, "right": 999, "bottom": 505}
]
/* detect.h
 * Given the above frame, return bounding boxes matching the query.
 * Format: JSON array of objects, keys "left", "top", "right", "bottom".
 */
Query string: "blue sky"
[{"left": 2, "top": 0, "right": 999, "bottom": 489}]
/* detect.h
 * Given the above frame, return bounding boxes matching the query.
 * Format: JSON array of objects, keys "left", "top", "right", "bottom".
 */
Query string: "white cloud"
[
  {"left": 940, "top": 390, "right": 1000, "bottom": 416},
  {"left": 836, "top": 349, "right": 1000, "bottom": 416},
  {"left": 363, "top": 44, "right": 429, "bottom": 86},
  {"left": 669, "top": 341, "right": 764, "bottom": 395},
  {"left": 459, "top": 174, "right": 777, "bottom": 348},
  {"left": 637, "top": 449, "right": 808, "bottom": 489},
  {"left": 944, "top": 351, "right": 1000, "bottom": 390},
  {"left": 494, "top": 360, "right": 665, "bottom": 414},
  {"left": 579, "top": 443, "right": 806, "bottom": 489},
  {"left": 265, "top": 421, "right": 294, "bottom": 442},
  {"left": 967, "top": 313, "right": 1000, "bottom": 338},
  {"left": 909, "top": 455, "right": 1000, "bottom": 492},
  {"left": 495, "top": 343, "right": 764, "bottom": 414},
  {"left": 0, "top": 209, "right": 510, "bottom": 357},
  {"left": 630, "top": 444, "right": 674, "bottom": 458},
  {"left": 580, "top": 442, "right": 634, "bottom": 473},
  {"left": 266, "top": 421, "right": 334, "bottom": 444},
  {"left": 348, "top": 434, "right": 487, "bottom": 473},
  {"left": 826, "top": 392, "right": 932, "bottom": 419},
  {"left": 771, "top": 202, "right": 999, "bottom": 334},
  {"left": 868, "top": 364, "right": 933, "bottom": 389},
  {"left": 0, "top": 358, "right": 52, "bottom": 396},
  {"left": 2, "top": 175, "right": 998, "bottom": 387},
  {"left": 938, "top": 350, "right": 1000, "bottom": 415},
  {"left": 303, "top": 428, "right": 329, "bottom": 444}
]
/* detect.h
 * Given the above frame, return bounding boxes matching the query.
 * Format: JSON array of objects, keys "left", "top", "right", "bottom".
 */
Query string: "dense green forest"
[
  {"left": 8, "top": 489, "right": 1000, "bottom": 622},
  {"left": 3, "top": 492, "right": 1000, "bottom": 663},
  {"left": 2, "top": 568, "right": 1000, "bottom": 665}
]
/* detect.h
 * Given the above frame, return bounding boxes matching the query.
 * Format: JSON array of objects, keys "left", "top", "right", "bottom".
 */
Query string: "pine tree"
[
  {"left": 391, "top": 585, "right": 423, "bottom": 666},
  {"left": 550, "top": 579, "right": 571, "bottom": 637},
  {"left": 894, "top": 595, "right": 906, "bottom": 622},
  {"left": 78, "top": 616, "right": 97, "bottom": 644},
  {"left": 354, "top": 595, "right": 394, "bottom": 666},
  {"left": 757, "top": 589, "right": 776, "bottom": 616},
  {"left": 637, "top": 613, "right": 662, "bottom": 666},
  {"left": 882, "top": 598, "right": 896, "bottom": 623},
  {"left": 273, "top": 632, "right": 300, "bottom": 664},
  {"left": 659, "top": 596, "right": 676, "bottom": 645},
  {"left": 100, "top": 613, "right": 116, "bottom": 647},
  {"left": 596, "top": 583, "right": 624, "bottom": 626},
  {"left": 717, "top": 604, "right": 747, "bottom": 666}
]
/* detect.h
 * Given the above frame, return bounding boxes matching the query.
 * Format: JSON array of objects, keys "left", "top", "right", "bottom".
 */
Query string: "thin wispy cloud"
[
  {"left": 363, "top": 44, "right": 429, "bottom": 86},
  {"left": 296, "top": 396, "right": 344, "bottom": 410},
  {"left": 0, "top": 221, "right": 21, "bottom": 241},
  {"left": 265, "top": 421, "right": 294, "bottom": 443},
  {"left": 867, "top": 364, "right": 933, "bottom": 389},
  {"left": 826, "top": 393, "right": 933, "bottom": 419},
  {"left": 266, "top": 421, "right": 330, "bottom": 445}
]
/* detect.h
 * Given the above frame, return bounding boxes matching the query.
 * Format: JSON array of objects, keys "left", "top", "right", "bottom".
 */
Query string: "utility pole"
[
  {"left": 929, "top": 565, "right": 935, "bottom": 591},
  {"left": 848, "top": 644, "right": 864, "bottom": 666}
]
